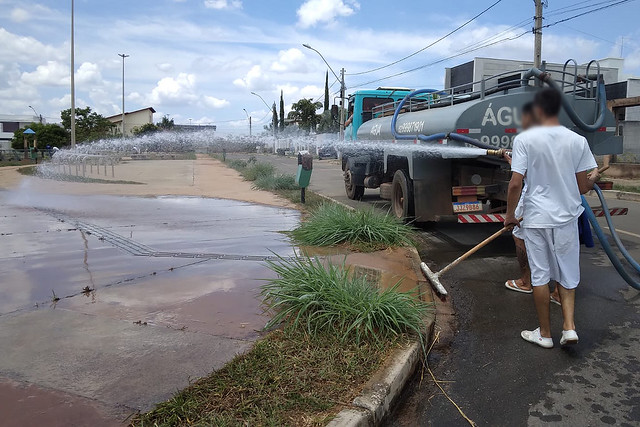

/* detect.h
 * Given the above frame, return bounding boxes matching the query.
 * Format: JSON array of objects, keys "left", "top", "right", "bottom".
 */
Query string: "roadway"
[{"left": 228, "top": 153, "right": 640, "bottom": 426}]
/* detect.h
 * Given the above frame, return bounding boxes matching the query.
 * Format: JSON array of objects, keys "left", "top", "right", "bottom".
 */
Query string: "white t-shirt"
[{"left": 511, "top": 125, "right": 597, "bottom": 228}]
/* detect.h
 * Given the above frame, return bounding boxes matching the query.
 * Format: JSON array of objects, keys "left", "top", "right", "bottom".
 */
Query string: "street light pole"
[
  {"left": 70, "top": 0, "right": 76, "bottom": 148},
  {"left": 251, "top": 91, "right": 277, "bottom": 146},
  {"left": 28, "top": 106, "right": 42, "bottom": 124},
  {"left": 243, "top": 108, "right": 252, "bottom": 137},
  {"left": 302, "top": 43, "right": 346, "bottom": 140},
  {"left": 118, "top": 53, "right": 130, "bottom": 139}
]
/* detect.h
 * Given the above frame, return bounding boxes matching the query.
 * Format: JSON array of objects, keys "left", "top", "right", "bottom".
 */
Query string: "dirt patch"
[{"left": 0, "top": 155, "right": 293, "bottom": 208}]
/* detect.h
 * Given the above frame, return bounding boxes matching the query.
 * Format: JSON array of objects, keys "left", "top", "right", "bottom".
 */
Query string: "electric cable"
[{"left": 346, "top": 0, "right": 503, "bottom": 76}]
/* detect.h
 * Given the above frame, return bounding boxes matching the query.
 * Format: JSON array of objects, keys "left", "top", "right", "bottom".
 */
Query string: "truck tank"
[{"left": 356, "top": 73, "right": 621, "bottom": 156}]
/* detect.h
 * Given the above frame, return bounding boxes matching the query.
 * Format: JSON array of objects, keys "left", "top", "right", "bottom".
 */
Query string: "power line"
[
  {"left": 350, "top": 29, "right": 529, "bottom": 89},
  {"left": 542, "top": 0, "right": 636, "bottom": 29},
  {"left": 346, "top": 0, "right": 503, "bottom": 76}
]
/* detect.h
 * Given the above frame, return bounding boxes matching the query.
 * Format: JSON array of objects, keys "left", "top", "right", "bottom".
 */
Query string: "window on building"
[{"left": 2, "top": 122, "right": 20, "bottom": 133}]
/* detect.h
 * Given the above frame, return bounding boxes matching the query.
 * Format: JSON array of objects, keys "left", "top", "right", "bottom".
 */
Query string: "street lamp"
[
  {"left": 243, "top": 108, "right": 252, "bottom": 137},
  {"left": 251, "top": 91, "right": 276, "bottom": 141},
  {"left": 70, "top": 0, "right": 76, "bottom": 148},
  {"left": 118, "top": 53, "right": 130, "bottom": 139},
  {"left": 188, "top": 118, "right": 193, "bottom": 126},
  {"left": 303, "top": 43, "right": 346, "bottom": 140},
  {"left": 28, "top": 106, "right": 42, "bottom": 124}
]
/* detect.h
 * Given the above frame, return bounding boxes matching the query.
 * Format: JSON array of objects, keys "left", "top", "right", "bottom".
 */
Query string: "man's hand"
[
  {"left": 503, "top": 151, "right": 512, "bottom": 166},
  {"left": 504, "top": 214, "right": 520, "bottom": 231},
  {"left": 587, "top": 168, "right": 600, "bottom": 182}
]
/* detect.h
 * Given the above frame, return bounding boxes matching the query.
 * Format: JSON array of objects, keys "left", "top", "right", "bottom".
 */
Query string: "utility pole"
[
  {"left": 533, "top": 0, "right": 543, "bottom": 68},
  {"left": 118, "top": 53, "right": 129, "bottom": 139},
  {"left": 339, "top": 67, "right": 346, "bottom": 140},
  {"left": 70, "top": 0, "right": 76, "bottom": 148}
]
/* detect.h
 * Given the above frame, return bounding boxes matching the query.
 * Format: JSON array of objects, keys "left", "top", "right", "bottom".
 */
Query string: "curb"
[
  {"left": 326, "top": 247, "right": 435, "bottom": 427},
  {"left": 592, "top": 189, "right": 640, "bottom": 203}
]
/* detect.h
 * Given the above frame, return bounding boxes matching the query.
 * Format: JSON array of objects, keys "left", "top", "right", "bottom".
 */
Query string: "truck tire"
[
  {"left": 344, "top": 166, "right": 365, "bottom": 200},
  {"left": 391, "top": 170, "right": 414, "bottom": 220}
]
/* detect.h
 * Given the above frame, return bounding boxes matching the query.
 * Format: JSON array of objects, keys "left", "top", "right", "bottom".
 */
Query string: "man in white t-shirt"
[{"left": 504, "top": 88, "right": 600, "bottom": 349}]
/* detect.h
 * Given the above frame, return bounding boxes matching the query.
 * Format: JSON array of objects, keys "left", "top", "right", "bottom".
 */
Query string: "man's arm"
[
  {"left": 505, "top": 172, "right": 524, "bottom": 229},
  {"left": 576, "top": 168, "right": 600, "bottom": 194}
]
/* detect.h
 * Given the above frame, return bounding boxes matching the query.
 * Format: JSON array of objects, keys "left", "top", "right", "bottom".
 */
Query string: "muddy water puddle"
[{"left": 0, "top": 192, "right": 299, "bottom": 337}]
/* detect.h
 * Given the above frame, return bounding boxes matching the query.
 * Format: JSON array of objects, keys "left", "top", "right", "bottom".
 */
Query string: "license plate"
[{"left": 453, "top": 201, "right": 482, "bottom": 213}]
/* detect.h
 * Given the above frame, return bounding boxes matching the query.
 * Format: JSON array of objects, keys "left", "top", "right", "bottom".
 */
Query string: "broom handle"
[{"left": 438, "top": 217, "right": 523, "bottom": 277}]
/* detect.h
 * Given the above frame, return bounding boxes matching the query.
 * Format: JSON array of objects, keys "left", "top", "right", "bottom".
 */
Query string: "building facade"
[
  {"left": 106, "top": 107, "right": 156, "bottom": 137},
  {"left": 0, "top": 115, "right": 44, "bottom": 150}
]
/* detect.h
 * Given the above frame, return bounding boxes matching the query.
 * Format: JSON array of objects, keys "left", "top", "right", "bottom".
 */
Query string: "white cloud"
[
  {"left": 203, "top": 95, "right": 230, "bottom": 108},
  {"left": 0, "top": 28, "right": 64, "bottom": 65},
  {"left": 21, "top": 61, "right": 69, "bottom": 86},
  {"left": 204, "top": 0, "right": 242, "bottom": 10},
  {"left": 76, "top": 62, "right": 103, "bottom": 85},
  {"left": 156, "top": 62, "right": 174, "bottom": 72},
  {"left": 232, "top": 65, "right": 270, "bottom": 90},
  {"left": 271, "top": 48, "right": 309, "bottom": 73},
  {"left": 149, "top": 73, "right": 199, "bottom": 105},
  {"left": 297, "top": 0, "right": 359, "bottom": 28},
  {"left": 10, "top": 8, "right": 30, "bottom": 23}
]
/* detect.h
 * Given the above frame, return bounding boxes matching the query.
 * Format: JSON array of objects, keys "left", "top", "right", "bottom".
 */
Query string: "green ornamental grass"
[
  {"left": 262, "top": 256, "right": 432, "bottom": 348},
  {"left": 253, "top": 173, "right": 298, "bottom": 191},
  {"left": 290, "top": 203, "right": 414, "bottom": 250},
  {"left": 242, "top": 162, "right": 275, "bottom": 181}
]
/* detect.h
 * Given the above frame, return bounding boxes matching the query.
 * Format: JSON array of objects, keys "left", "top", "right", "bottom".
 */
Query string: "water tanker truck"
[{"left": 340, "top": 60, "right": 622, "bottom": 223}]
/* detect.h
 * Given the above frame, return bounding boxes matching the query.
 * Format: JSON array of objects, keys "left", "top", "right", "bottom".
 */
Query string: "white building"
[
  {"left": 106, "top": 107, "right": 156, "bottom": 137},
  {"left": 0, "top": 115, "right": 44, "bottom": 150},
  {"left": 445, "top": 57, "right": 619, "bottom": 94}
]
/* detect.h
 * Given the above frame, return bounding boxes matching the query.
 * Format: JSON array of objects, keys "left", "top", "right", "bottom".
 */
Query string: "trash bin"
[{"left": 296, "top": 153, "right": 313, "bottom": 203}]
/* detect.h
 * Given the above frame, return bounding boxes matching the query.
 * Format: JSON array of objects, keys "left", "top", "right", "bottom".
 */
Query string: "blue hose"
[
  {"left": 581, "top": 184, "right": 640, "bottom": 290},
  {"left": 390, "top": 89, "right": 495, "bottom": 150}
]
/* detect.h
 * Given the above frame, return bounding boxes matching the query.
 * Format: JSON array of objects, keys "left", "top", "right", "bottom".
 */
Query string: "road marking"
[{"left": 613, "top": 228, "right": 640, "bottom": 239}]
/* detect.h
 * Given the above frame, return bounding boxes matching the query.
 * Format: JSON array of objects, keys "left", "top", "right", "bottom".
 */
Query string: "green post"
[{"left": 296, "top": 153, "right": 313, "bottom": 204}]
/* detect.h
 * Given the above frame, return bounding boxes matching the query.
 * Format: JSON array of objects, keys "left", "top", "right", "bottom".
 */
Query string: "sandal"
[
  {"left": 550, "top": 294, "right": 562, "bottom": 306},
  {"left": 505, "top": 279, "right": 533, "bottom": 294}
]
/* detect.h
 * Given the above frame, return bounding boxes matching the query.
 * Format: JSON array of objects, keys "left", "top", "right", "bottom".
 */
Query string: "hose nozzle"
[{"left": 486, "top": 149, "right": 506, "bottom": 157}]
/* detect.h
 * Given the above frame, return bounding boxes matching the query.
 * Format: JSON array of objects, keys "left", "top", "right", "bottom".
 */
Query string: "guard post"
[{"left": 296, "top": 152, "right": 313, "bottom": 204}]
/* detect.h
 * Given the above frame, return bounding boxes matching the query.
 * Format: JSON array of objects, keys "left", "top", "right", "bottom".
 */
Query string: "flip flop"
[
  {"left": 505, "top": 279, "right": 533, "bottom": 294},
  {"left": 550, "top": 295, "right": 562, "bottom": 306}
]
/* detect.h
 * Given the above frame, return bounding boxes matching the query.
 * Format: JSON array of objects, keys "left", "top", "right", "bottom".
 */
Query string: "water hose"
[
  {"left": 523, "top": 68, "right": 607, "bottom": 133},
  {"left": 390, "top": 89, "right": 495, "bottom": 150},
  {"left": 582, "top": 184, "right": 640, "bottom": 290}
]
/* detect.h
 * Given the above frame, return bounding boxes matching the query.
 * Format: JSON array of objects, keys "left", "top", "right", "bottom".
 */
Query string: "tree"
[
  {"left": 61, "top": 107, "right": 114, "bottom": 142},
  {"left": 132, "top": 123, "right": 159, "bottom": 136},
  {"left": 324, "top": 71, "right": 329, "bottom": 112},
  {"left": 272, "top": 102, "right": 278, "bottom": 134},
  {"left": 287, "top": 98, "right": 322, "bottom": 134},
  {"left": 157, "top": 115, "right": 175, "bottom": 130},
  {"left": 279, "top": 91, "right": 285, "bottom": 132},
  {"left": 11, "top": 122, "right": 70, "bottom": 150}
]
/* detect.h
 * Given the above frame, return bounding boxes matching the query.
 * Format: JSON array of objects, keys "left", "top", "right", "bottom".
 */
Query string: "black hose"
[{"left": 523, "top": 68, "right": 607, "bottom": 133}]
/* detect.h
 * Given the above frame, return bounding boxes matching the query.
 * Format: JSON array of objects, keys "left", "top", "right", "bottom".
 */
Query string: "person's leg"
[
  {"left": 532, "top": 284, "right": 552, "bottom": 337},
  {"left": 514, "top": 236, "right": 532, "bottom": 290},
  {"left": 550, "top": 281, "right": 561, "bottom": 305},
  {"left": 557, "top": 285, "right": 575, "bottom": 331}
]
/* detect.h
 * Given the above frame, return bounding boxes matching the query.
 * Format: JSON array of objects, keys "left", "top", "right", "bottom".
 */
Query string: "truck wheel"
[
  {"left": 344, "top": 167, "right": 365, "bottom": 200},
  {"left": 391, "top": 170, "right": 414, "bottom": 220}
]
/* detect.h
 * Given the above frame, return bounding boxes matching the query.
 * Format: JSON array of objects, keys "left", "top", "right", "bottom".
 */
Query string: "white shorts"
[
  {"left": 512, "top": 224, "right": 525, "bottom": 240},
  {"left": 524, "top": 219, "right": 580, "bottom": 289}
]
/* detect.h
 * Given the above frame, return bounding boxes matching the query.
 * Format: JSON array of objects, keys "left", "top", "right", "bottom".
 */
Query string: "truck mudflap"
[{"left": 458, "top": 208, "right": 628, "bottom": 223}]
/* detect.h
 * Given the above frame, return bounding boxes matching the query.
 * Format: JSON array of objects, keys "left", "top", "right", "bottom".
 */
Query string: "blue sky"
[{"left": 1, "top": 0, "right": 639, "bottom": 134}]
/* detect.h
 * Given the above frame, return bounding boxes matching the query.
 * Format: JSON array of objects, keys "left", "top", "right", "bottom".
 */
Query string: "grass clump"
[
  {"left": 253, "top": 173, "right": 298, "bottom": 191},
  {"left": 242, "top": 162, "right": 275, "bottom": 181},
  {"left": 131, "top": 328, "right": 391, "bottom": 427},
  {"left": 262, "top": 256, "right": 431, "bottom": 347},
  {"left": 290, "top": 203, "right": 414, "bottom": 251}
]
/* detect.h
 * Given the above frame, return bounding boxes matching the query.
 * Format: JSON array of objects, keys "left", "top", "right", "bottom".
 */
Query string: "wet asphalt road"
[{"left": 242, "top": 153, "right": 640, "bottom": 427}]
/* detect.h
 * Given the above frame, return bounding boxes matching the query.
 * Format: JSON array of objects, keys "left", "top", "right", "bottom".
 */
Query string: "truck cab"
[{"left": 345, "top": 88, "right": 436, "bottom": 141}]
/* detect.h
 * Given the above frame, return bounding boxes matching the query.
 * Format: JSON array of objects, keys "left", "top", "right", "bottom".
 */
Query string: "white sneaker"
[
  {"left": 521, "top": 327, "right": 554, "bottom": 348},
  {"left": 560, "top": 330, "right": 579, "bottom": 346}
]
